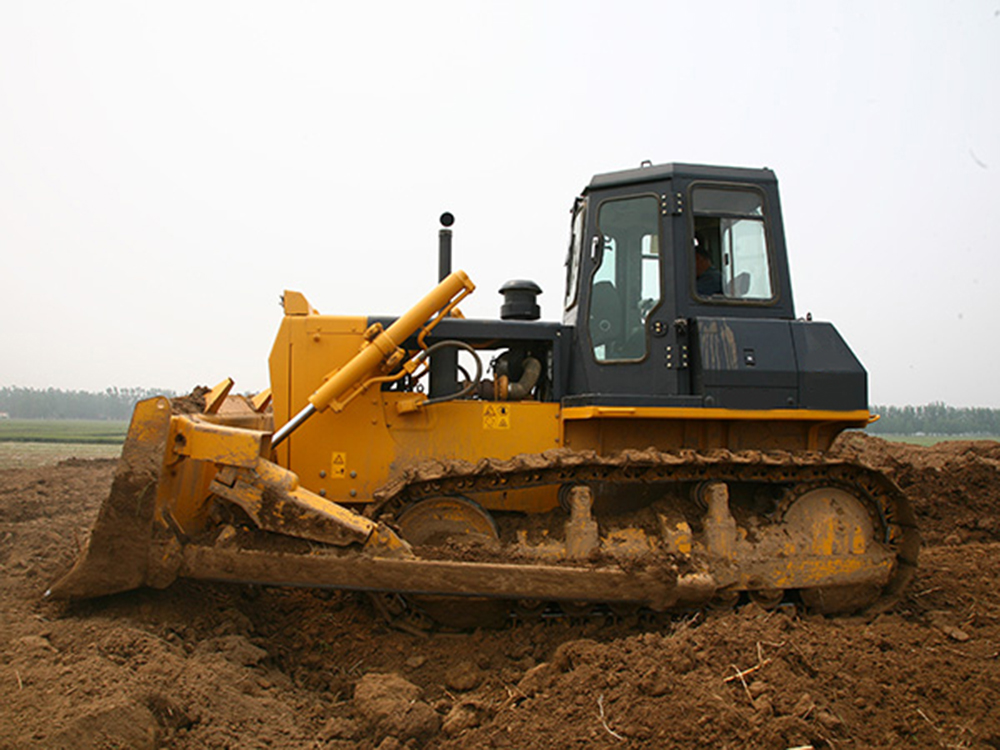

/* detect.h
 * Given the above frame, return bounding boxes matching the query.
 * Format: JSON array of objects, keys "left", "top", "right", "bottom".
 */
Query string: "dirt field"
[{"left": 2, "top": 435, "right": 1000, "bottom": 749}]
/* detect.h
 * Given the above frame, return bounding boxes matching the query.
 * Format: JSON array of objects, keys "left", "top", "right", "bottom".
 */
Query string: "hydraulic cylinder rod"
[{"left": 273, "top": 270, "right": 475, "bottom": 447}]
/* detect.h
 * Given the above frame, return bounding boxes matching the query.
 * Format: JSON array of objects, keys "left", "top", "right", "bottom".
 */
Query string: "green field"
[
  {"left": 0, "top": 420, "right": 126, "bottom": 469},
  {"left": 873, "top": 433, "right": 1000, "bottom": 446},
  {"left": 0, "top": 442, "right": 122, "bottom": 470},
  {"left": 0, "top": 419, "right": 128, "bottom": 444}
]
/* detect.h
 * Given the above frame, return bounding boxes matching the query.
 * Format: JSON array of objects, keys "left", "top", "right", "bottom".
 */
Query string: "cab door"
[{"left": 565, "top": 184, "right": 695, "bottom": 405}]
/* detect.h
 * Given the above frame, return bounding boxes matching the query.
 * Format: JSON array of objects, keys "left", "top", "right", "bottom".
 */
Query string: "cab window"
[
  {"left": 692, "top": 187, "right": 774, "bottom": 301},
  {"left": 588, "top": 195, "right": 660, "bottom": 362},
  {"left": 564, "top": 197, "right": 586, "bottom": 310}
]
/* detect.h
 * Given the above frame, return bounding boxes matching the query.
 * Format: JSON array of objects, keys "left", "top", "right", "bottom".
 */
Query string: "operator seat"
[
  {"left": 728, "top": 272, "right": 751, "bottom": 298},
  {"left": 589, "top": 281, "right": 624, "bottom": 355}
]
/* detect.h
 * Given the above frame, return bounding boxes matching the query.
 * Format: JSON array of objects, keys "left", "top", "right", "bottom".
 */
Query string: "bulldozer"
[{"left": 49, "top": 161, "right": 919, "bottom": 629}]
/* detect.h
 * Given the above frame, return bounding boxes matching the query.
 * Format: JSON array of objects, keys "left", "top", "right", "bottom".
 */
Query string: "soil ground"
[{"left": 2, "top": 435, "right": 1000, "bottom": 749}]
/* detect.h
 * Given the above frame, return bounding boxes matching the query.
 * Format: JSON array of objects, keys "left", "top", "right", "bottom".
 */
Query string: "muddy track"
[{"left": 367, "top": 447, "right": 920, "bottom": 621}]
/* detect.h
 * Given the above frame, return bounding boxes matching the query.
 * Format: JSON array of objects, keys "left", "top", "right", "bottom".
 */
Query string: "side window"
[
  {"left": 564, "top": 198, "right": 586, "bottom": 310},
  {"left": 692, "top": 187, "right": 773, "bottom": 301},
  {"left": 588, "top": 195, "right": 660, "bottom": 362}
]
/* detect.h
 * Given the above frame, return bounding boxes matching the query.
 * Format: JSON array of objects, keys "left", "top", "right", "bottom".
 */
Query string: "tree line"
[
  {"left": 0, "top": 386, "right": 177, "bottom": 420},
  {"left": 868, "top": 403, "right": 1000, "bottom": 435}
]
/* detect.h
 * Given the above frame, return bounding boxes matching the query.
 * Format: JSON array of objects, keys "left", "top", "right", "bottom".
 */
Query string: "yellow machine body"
[{"left": 269, "top": 303, "right": 563, "bottom": 514}]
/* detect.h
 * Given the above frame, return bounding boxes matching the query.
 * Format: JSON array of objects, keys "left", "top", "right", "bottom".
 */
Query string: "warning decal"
[
  {"left": 482, "top": 404, "right": 511, "bottom": 430},
  {"left": 330, "top": 452, "right": 347, "bottom": 478}
]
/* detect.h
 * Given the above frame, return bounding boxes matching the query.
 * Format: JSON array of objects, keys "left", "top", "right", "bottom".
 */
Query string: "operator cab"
[{"left": 562, "top": 162, "right": 865, "bottom": 412}]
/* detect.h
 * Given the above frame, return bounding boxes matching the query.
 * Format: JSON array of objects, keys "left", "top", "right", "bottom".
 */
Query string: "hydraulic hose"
[
  {"left": 416, "top": 340, "right": 483, "bottom": 406},
  {"left": 506, "top": 356, "right": 541, "bottom": 401}
]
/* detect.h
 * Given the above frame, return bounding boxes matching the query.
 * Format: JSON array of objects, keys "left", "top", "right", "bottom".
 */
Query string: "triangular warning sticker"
[{"left": 330, "top": 451, "right": 347, "bottom": 477}]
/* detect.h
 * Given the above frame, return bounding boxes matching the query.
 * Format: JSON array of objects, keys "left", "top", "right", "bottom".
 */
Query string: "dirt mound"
[
  {"left": 2, "top": 436, "right": 1000, "bottom": 748},
  {"left": 170, "top": 387, "right": 211, "bottom": 415},
  {"left": 834, "top": 432, "right": 1000, "bottom": 543}
]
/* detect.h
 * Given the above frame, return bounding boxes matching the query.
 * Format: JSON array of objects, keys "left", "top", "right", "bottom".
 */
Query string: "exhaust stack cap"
[{"left": 499, "top": 279, "right": 542, "bottom": 321}]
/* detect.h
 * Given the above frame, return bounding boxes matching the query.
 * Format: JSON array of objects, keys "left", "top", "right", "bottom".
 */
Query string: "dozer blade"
[
  {"left": 47, "top": 397, "right": 174, "bottom": 599},
  {"left": 47, "top": 396, "right": 401, "bottom": 601}
]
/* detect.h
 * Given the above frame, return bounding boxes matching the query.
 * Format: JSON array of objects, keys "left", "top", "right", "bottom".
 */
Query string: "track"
[{"left": 365, "top": 447, "right": 920, "bottom": 631}]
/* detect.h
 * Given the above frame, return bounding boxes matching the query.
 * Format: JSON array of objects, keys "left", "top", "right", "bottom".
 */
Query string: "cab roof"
[{"left": 587, "top": 162, "right": 777, "bottom": 192}]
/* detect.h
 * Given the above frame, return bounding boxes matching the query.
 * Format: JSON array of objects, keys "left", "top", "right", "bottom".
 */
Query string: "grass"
[
  {"left": 0, "top": 442, "right": 122, "bottom": 470},
  {"left": 0, "top": 419, "right": 127, "bottom": 469},
  {"left": 877, "top": 433, "right": 1000, "bottom": 446},
  {"left": 0, "top": 419, "right": 128, "bottom": 444}
]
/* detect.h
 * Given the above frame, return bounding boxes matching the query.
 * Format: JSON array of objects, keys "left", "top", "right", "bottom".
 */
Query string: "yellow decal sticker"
[
  {"left": 482, "top": 404, "right": 511, "bottom": 430},
  {"left": 330, "top": 452, "right": 347, "bottom": 478}
]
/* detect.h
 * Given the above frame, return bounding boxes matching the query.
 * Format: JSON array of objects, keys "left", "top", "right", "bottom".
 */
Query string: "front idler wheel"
[{"left": 393, "top": 496, "right": 508, "bottom": 630}]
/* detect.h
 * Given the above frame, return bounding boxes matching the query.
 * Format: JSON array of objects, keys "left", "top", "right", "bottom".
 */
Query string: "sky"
[{"left": 1, "top": 1, "right": 998, "bottom": 407}]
